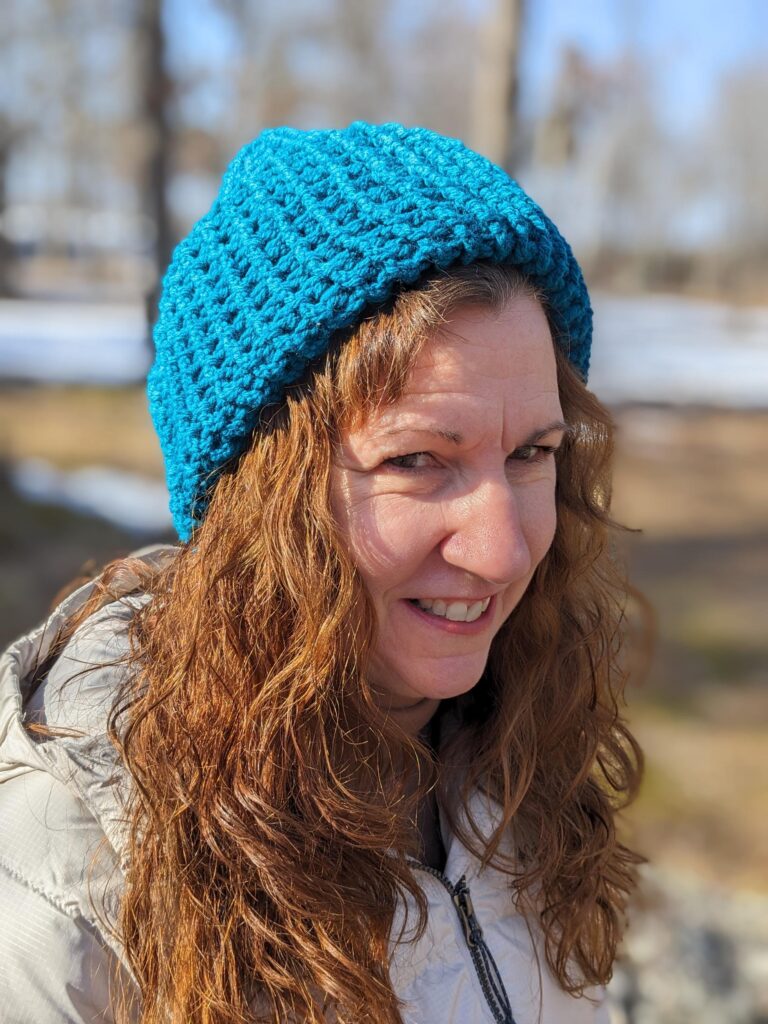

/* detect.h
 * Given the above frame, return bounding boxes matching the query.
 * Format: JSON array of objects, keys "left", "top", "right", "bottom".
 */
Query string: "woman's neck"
[{"left": 385, "top": 696, "right": 442, "bottom": 737}]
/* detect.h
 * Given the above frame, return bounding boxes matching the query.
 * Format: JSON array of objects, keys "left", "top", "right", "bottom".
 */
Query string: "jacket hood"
[{"left": 0, "top": 543, "right": 179, "bottom": 871}]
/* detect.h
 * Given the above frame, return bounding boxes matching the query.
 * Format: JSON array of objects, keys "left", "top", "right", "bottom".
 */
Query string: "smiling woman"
[
  {"left": 0, "top": 123, "right": 646, "bottom": 1024},
  {"left": 330, "top": 292, "right": 565, "bottom": 734}
]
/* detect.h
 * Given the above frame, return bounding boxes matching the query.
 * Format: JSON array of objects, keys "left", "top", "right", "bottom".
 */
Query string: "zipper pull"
[{"left": 452, "top": 875, "right": 484, "bottom": 948}]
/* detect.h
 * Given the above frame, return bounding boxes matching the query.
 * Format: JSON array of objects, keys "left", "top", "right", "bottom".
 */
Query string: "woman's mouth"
[
  {"left": 402, "top": 595, "right": 495, "bottom": 634},
  {"left": 410, "top": 596, "right": 491, "bottom": 622}
]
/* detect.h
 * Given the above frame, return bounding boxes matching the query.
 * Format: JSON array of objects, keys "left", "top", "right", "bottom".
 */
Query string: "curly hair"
[{"left": 33, "top": 262, "right": 648, "bottom": 1023}]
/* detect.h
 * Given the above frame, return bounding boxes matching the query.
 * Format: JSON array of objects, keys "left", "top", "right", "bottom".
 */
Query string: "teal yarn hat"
[{"left": 148, "top": 121, "right": 592, "bottom": 541}]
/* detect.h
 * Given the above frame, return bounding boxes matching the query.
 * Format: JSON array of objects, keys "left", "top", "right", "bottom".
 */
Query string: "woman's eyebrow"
[
  {"left": 379, "top": 419, "right": 571, "bottom": 445},
  {"left": 523, "top": 419, "right": 573, "bottom": 444}
]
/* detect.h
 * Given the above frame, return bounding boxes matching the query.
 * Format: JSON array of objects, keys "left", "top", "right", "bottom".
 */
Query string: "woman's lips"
[{"left": 400, "top": 595, "right": 496, "bottom": 635}]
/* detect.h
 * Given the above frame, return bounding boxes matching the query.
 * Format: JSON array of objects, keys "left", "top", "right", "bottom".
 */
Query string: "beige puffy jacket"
[{"left": 0, "top": 546, "right": 610, "bottom": 1023}]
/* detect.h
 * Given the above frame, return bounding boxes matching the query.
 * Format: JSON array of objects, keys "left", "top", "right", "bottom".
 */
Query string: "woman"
[{"left": 0, "top": 122, "right": 645, "bottom": 1023}]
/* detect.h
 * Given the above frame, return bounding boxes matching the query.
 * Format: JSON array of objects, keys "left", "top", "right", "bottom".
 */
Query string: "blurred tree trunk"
[
  {"left": 139, "top": 0, "right": 173, "bottom": 339},
  {"left": 0, "top": 118, "right": 15, "bottom": 296},
  {"left": 470, "top": 0, "right": 524, "bottom": 174}
]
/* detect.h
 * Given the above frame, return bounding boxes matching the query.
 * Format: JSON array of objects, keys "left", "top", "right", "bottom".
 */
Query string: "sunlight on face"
[{"left": 330, "top": 294, "right": 566, "bottom": 720}]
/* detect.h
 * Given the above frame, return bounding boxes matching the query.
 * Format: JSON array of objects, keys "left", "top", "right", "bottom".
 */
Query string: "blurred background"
[{"left": 0, "top": 1, "right": 766, "bottom": 1020}]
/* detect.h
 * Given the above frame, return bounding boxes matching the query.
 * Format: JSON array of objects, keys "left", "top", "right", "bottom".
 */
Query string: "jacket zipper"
[{"left": 408, "top": 859, "right": 517, "bottom": 1024}]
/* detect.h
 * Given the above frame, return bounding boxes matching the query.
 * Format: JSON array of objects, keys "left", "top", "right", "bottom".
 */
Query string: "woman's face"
[{"left": 330, "top": 293, "right": 567, "bottom": 718}]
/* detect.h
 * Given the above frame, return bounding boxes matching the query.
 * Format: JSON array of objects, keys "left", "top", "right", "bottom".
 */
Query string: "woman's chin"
[
  {"left": 368, "top": 643, "right": 491, "bottom": 707},
  {"left": 389, "top": 667, "right": 486, "bottom": 705}
]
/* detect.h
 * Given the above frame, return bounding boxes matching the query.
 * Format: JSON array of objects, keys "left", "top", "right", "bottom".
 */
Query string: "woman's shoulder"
[
  {"left": 0, "top": 545, "right": 176, "bottom": 914},
  {"left": 0, "top": 547, "right": 177, "bottom": 1020},
  {"left": 23, "top": 588, "right": 149, "bottom": 735},
  {"left": 0, "top": 608, "right": 133, "bottom": 1016},
  {"left": 0, "top": 758, "right": 141, "bottom": 1020},
  {"left": 4, "top": 542, "right": 177, "bottom": 736}
]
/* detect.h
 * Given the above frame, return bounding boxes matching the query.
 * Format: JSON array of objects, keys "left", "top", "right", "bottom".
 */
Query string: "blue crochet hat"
[{"left": 148, "top": 121, "right": 592, "bottom": 541}]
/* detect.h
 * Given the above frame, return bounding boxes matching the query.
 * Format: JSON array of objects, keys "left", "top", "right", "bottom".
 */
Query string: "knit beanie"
[{"left": 148, "top": 121, "right": 592, "bottom": 541}]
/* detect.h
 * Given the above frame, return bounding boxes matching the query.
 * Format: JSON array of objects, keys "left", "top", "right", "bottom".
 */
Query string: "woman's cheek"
[
  {"left": 371, "top": 496, "right": 437, "bottom": 562},
  {"left": 343, "top": 493, "right": 431, "bottom": 585}
]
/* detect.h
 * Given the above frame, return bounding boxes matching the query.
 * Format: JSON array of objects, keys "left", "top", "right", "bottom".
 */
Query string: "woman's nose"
[{"left": 438, "top": 479, "right": 533, "bottom": 586}]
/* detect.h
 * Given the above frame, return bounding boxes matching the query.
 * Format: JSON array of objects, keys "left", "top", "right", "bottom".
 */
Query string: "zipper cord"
[
  {"left": 407, "top": 859, "right": 517, "bottom": 1024},
  {"left": 453, "top": 875, "right": 516, "bottom": 1024}
]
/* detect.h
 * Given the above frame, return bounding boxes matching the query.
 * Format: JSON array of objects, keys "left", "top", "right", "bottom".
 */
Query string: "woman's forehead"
[
  {"left": 366, "top": 300, "right": 560, "bottom": 425},
  {"left": 349, "top": 379, "right": 564, "bottom": 455}
]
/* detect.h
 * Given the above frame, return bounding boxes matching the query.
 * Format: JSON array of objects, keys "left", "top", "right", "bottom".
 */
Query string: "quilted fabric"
[{"left": 148, "top": 121, "right": 593, "bottom": 540}]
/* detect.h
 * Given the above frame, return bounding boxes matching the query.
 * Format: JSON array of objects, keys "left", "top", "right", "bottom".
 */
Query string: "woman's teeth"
[{"left": 412, "top": 597, "right": 491, "bottom": 622}]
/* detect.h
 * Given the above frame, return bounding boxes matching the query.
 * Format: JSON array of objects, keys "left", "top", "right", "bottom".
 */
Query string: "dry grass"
[
  {"left": 607, "top": 406, "right": 768, "bottom": 890},
  {"left": 611, "top": 405, "right": 768, "bottom": 537},
  {"left": 0, "top": 384, "right": 164, "bottom": 477},
  {"left": 625, "top": 706, "right": 768, "bottom": 891}
]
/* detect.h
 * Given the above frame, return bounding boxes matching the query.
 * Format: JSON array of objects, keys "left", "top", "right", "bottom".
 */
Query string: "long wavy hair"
[{"left": 33, "top": 261, "right": 648, "bottom": 1023}]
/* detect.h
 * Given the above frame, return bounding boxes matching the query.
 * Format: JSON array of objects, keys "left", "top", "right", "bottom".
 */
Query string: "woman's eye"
[
  {"left": 510, "top": 444, "right": 561, "bottom": 463},
  {"left": 383, "top": 445, "right": 561, "bottom": 472},
  {"left": 383, "top": 451, "right": 436, "bottom": 471}
]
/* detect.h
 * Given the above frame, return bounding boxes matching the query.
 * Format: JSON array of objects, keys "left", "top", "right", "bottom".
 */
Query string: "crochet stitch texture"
[{"left": 148, "top": 121, "right": 593, "bottom": 541}]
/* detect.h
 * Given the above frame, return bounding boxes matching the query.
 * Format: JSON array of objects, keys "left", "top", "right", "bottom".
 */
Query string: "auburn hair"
[{"left": 33, "top": 262, "right": 648, "bottom": 1023}]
